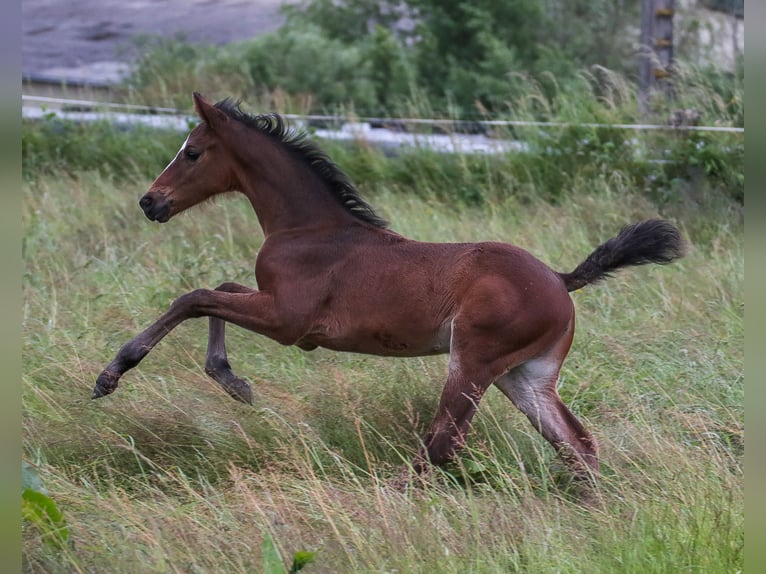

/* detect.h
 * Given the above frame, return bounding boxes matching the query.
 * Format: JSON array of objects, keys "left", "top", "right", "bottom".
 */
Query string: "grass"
[{"left": 22, "top": 149, "right": 742, "bottom": 571}]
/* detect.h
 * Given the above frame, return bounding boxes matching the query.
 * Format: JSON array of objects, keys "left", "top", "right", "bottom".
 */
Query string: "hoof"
[
  {"left": 387, "top": 471, "right": 412, "bottom": 493},
  {"left": 571, "top": 475, "right": 601, "bottom": 506},
  {"left": 205, "top": 366, "right": 254, "bottom": 405},
  {"left": 92, "top": 371, "right": 119, "bottom": 399},
  {"left": 224, "top": 379, "right": 253, "bottom": 405},
  {"left": 388, "top": 462, "right": 432, "bottom": 492},
  {"left": 91, "top": 385, "right": 114, "bottom": 399}
]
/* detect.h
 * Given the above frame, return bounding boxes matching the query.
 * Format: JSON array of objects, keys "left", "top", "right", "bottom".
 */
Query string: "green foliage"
[
  {"left": 657, "top": 132, "right": 744, "bottom": 204},
  {"left": 95, "top": 10, "right": 744, "bottom": 205},
  {"left": 290, "top": 550, "right": 317, "bottom": 573},
  {"left": 365, "top": 25, "right": 418, "bottom": 110},
  {"left": 282, "top": 0, "right": 405, "bottom": 44},
  {"left": 405, "top": 0, "right": 544, "bottom": 114},
  {"left": 127, "top": 34, "right": 208, "bottom": 93},
  {"left": 21, "top": 169, "right": 742, "bottom": 571},
  {"left": 239, "top": 23, "right": 379, "bottom": 114},
  {"left": 21, "top": 106, "right": 744, "bottom": 214},
  {"left": 20, "top": 4, "right": 744, "bottom": 571},
  {"left": 261, "top": 531, "right": 285, "bottom": 574},
  {"left": 22, "top": 463, "right": 69, "bottom": 549},
  {"left": 117, "top": 1, "right": 743, "bottom": 125},
  {"left": 123, "top": 35, "right": 257, "bottom": 109},
  {"left": 21, "top": 117, "right": 188, "bottom": 181},
  {"left": 267, "top": 0, "right": 643, "bottom": 116},
  {"left": 514, "top": 124, "right": 641, "bottom": 201},
  {"left": 22, "top": 148, "right": 742, "bottom": 570},
  {"left": 261, "top": 533, "right": 316, "bottom": 574},
  {"left": 674, "top": 60, "right": 745, "bottom": 127}
]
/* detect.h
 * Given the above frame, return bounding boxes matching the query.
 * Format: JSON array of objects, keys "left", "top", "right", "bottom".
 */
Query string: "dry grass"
[{"left": 23, "top": 166, "right": 742, "bottom": 572}]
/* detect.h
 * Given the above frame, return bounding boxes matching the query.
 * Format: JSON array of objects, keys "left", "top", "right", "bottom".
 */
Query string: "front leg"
[
  {"left": 204, "top": 282, "right": 257, "bottom": 403},
  {"left": 93, "top": 287, "right": 290, "bottom": 401}
]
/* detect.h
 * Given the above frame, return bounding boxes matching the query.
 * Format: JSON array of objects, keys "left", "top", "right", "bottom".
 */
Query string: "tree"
[{"left": 258, "top": 0, "right": 643, "bottom": 116}]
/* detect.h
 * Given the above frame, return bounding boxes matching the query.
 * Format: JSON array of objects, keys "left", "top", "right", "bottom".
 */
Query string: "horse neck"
[{"left": 232, "top": 133, "right": 357, "bottom": 237}]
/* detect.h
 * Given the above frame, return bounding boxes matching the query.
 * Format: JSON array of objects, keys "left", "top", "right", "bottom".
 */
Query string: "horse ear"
[{"left": 192, "top": 92, "right": 228, "bottom": 129}]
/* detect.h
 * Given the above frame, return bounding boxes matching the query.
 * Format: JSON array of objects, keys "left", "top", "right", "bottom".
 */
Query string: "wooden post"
[
  {"left": 653, "top": 0, "right": 675, "bottom": 97},
  {"left": 638, "top": 0, "right": 675, "bottom": 113},
  {"left": 639, "top": 0, "right": 653, "bottom": 113}
]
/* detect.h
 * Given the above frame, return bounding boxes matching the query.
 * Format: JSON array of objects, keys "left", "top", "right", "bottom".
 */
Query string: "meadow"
[{"left": 22, "top": 111, "right": 743, "bottom": 571}]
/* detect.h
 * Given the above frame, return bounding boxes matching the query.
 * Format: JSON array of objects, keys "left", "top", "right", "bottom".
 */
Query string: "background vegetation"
[
  {"left": 120, "top": 0, "right": 743, "bottom": 124},
  {"left": 23, "top": 0, "right": 742, "bottom": 571}
]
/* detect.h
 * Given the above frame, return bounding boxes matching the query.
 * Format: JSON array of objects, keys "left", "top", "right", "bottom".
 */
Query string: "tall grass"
[{"left": 22, "top": 133, "right": 742, "bottom": 573}]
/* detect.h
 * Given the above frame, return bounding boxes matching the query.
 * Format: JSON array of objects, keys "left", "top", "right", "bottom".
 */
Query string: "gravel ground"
[{"left": 23, "top": 0, "right": 288, "bottom": 82}]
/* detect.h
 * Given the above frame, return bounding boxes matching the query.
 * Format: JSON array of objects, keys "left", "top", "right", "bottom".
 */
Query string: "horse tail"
[{"left": 557, "top": 219, "right": 686, "bottom": 292}]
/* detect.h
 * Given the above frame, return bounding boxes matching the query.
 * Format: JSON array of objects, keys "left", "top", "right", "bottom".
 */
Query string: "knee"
[{"left": 164, "top": 289, "right": 209, "bottom": 319}]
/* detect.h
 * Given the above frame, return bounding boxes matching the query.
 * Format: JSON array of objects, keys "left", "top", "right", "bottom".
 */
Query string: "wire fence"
[{"left": 22, "top": 94, "right": 745, "bottom": 134}]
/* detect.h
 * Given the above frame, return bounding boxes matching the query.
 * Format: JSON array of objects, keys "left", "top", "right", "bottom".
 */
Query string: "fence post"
[{"left": 639, "top": 0, "right": 675, "bottom": 113}]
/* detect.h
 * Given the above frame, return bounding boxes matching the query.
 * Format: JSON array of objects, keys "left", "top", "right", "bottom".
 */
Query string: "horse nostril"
[{"left": 139, "top": 195, "right": 154, "bottom": 210}]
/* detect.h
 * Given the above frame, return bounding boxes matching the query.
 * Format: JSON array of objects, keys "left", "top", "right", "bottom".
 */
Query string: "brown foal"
[{"left": 94, "top": 93, "right": 685, "bottom": 486}]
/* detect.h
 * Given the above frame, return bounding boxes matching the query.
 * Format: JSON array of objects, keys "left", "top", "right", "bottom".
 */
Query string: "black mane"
[{"left": 214, "top": 99, "right": 387, "bottom": 229}]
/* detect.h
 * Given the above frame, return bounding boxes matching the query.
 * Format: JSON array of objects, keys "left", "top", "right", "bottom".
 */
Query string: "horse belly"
[
  {"left": 294, "top": 251, "right": 456, "bottom": 356},
  {"left": 305, "top": 317, "right": 452, "bottom": 357}
]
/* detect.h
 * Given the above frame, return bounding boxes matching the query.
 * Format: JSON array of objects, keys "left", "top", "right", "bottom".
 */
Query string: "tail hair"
[{"left": 558, "top": 219, "right": 686, "bottom": 292}]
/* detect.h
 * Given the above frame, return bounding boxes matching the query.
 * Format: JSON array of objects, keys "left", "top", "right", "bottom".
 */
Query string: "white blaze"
[{"left": 159, "top": 135, "right": 190, "bottom": 176}]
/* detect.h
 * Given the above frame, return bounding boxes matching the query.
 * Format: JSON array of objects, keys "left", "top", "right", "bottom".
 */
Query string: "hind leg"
[
  {"left": 495, "top": 355, "right": 599, "bottom": 483},
  {"left": 204, "top": 282, "right": 256, "bottom": 404},
  {"left": 409, "top": 316, "right": 503, "bottom": 476},
  {"left": 411, "top": 363, "right": 493, "bottom": 475}
]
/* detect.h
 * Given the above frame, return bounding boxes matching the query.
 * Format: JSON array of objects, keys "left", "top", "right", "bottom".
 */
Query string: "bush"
[
  {"left": 22, "top": 117, "right": 187, "bottom": 181},
  {"left": 239, "top": 23, "right": 379, "bottom": 114},
  {"left": 648, "top": 131, "right": 744, "bottom": 205},
  {"left": 22, "top": 107, "right": 743, "bottom": 211}
]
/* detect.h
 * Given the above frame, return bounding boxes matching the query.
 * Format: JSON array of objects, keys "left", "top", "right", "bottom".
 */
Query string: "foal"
[{"left": 94, "top": 93, "right": 685, "bottom": 485}]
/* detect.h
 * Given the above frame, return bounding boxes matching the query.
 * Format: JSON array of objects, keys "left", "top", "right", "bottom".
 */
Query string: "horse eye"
[{"left": 185, "top": 149, "right": 201, "bottom": 162}]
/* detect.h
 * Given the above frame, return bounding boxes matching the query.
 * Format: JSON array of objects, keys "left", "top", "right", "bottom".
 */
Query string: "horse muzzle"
[{"left": 139, "top": 192, "right": 173, "bottom": 223}]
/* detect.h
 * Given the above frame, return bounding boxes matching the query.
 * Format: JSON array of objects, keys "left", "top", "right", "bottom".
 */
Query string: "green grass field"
[{"left": 22, "top": 140, "right": 742, "bottom": 571}]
